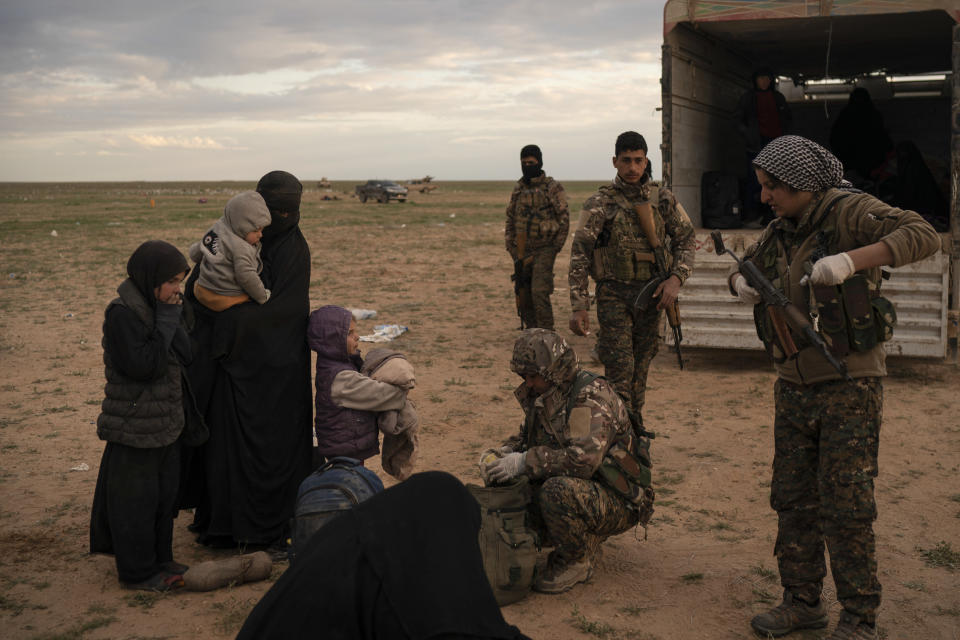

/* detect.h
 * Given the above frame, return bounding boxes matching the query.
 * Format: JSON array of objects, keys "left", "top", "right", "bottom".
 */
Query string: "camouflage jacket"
[
  {"left": 569, "top": 176, "right": 695, "bottom": 311},
  {"left": 503, "top": 373, "right": 632, "bottom": 481},
  {"left": 504, "top": 174, "right": 570, "bottom": 258},
  {"left": 738, "top": 188, "right": 941, "bottom": 384}
]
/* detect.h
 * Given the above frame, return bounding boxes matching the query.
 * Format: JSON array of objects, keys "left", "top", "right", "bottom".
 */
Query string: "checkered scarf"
[{"left": 753, "top": 135, "right": 845, "bottom": 192}]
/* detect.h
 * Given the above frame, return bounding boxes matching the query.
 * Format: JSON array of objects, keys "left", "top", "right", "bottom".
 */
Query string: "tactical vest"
[
  {"left": 752, "top": 193, "right": 896, "bottom": 361},
  {"left": 561, "top": 372, "right": 655, "bottom": 523},
  {"left": 513, "top": 178, "right": 561, "bottom": 252},
  {"left": 592, "top": 184, "right": 666, "bottom": 283}
]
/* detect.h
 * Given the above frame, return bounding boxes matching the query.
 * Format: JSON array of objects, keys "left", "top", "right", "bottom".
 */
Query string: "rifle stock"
[{"left": 635, "top": 201, "right": 683, "bottom": 369}]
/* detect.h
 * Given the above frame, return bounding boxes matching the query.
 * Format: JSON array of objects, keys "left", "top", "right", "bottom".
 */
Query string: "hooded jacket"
[
  {"left": 190, "top": 191, "right": 272, "bottom": 303},
  {"left": 307, "top": 306, "right": 405, "bottom": 460}
]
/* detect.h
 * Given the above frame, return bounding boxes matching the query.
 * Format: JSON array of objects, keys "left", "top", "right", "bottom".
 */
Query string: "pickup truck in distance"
[{"left": 355, "top": 180, "right": 408, "bottom": 203}]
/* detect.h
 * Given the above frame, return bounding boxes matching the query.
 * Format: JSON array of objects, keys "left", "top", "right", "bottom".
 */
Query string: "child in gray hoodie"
[{"left": 189, "top": 191, "right": 272, "bottom": 311}]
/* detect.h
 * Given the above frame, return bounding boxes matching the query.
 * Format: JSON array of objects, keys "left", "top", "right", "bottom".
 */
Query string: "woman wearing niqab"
[{"left": 181, "top": 170, "right": 313, "bottom": 549}]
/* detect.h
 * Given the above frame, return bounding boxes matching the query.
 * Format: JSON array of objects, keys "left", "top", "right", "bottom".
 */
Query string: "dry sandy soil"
[{"left": 0, "top": 181, "right": 958, "bottom": 640}]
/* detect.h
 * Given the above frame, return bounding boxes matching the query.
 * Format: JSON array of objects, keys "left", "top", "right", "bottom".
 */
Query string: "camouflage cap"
[{"left": 510, "top": 328, "right": 579, "bottom": 387}]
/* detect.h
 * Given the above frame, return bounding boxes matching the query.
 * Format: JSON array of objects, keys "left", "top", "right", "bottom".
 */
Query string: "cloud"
[
  {"left": 128, "top": 134, "right": 229, "bottom": 150},
  {"left": 0, "top": 0, "right": 669, "bottom": 180}
]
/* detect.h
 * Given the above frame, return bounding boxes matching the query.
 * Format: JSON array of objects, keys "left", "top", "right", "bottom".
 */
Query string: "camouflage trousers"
[
  {"left": 528, "top": 476, "right": 639, "bottom": 566},
  {"left": 596, "top": 281, "right": 661, "bottom": 415},
  {"left": 516, "top": 249, "right": 558, "bottom": 330},
  {"left": 771, "top": 376, "right": 883, "bottom": 623}
]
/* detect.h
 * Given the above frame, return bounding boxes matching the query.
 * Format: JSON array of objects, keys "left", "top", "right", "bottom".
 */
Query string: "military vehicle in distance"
[{"left": 355, "top": 180, "right": 408, "bottom": 203}]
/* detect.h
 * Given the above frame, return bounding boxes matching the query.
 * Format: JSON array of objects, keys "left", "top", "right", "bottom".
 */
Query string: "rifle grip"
[
  {"left": 635, "top": 202, "right": 660, "bottom": 249},
  {"left": 768, "top": 307, "right": 798, "bottom": 357},
  {"left": 665, "top": 300, "right": 680, "bottom": 328}
]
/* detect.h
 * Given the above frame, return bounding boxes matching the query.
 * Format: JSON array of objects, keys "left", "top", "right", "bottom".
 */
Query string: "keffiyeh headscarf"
[{"left": 753, "top": 135, "right": 846, "bottom": 192}]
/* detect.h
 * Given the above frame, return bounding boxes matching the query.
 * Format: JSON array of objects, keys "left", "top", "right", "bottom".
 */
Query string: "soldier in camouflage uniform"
[
  {"left": 505, "top": 144, "right": 570, "bottom": 330},
  {"left": 568, "top": 131, "right": 695, "bottom": 416},
  {"left": 481, "top": 329, "right": 654, "bottom": 594},
  {"left": 728, "top": 136, "right": 940, "bottom": 640}
]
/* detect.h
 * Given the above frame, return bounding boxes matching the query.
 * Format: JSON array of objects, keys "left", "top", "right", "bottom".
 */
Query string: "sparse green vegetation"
[
  {"left": 919, "top": 541, "right": 959, "bottom": 571},
  {"left": 570, "top": 605, "right": 617, "bottom": 638}
]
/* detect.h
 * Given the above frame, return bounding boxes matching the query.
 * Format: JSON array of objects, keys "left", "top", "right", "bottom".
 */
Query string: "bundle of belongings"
[{"left": 361, "top": 348, "right": 419, "bottom": 480}]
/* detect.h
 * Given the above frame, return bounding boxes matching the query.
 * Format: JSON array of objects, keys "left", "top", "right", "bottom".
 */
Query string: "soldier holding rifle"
[
  {"left": 727, "top": 136, "right": 940, "bottom": 640},
  {"left": 505, "top": 144, "right": 569, "bottom": 330},
  {"left": 568, "top": 131, "right": 695, "bottom": 417}
]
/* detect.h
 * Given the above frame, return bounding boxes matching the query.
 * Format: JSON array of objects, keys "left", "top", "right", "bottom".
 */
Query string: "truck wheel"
[
  {"left": 378, "top": 194, "right": 388, "bottom": 203},
  {"left": 359, "top": 195, "right": 367, "bottom": 203}
]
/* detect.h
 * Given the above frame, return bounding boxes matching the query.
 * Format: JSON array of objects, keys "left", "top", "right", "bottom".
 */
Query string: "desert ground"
[{"left": 0, "top": 180, "right": 957, "bottom": 640}]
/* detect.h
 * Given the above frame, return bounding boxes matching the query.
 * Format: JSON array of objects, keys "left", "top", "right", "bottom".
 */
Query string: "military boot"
[
  {"left": 750, "top": 590, "right": 828, "bottom": 637},
  {"left": 533, "top": 556, "right": 593, "bottom": 594},
  {"left": 826, "top": 612, "right": 878, "bottom": 640}
]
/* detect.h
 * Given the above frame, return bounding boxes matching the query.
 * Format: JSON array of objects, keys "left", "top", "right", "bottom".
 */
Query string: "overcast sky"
[{"left": 0, "top": 1, "right": 667, "bottom": 182}]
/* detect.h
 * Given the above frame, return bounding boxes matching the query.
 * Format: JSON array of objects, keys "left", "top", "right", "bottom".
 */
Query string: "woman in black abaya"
[
  {"left": 181, "top": 170, "right": 313, "bottom": 550},
  {"left": 236, "top": 472, "right": 531, "bottom": 640}
]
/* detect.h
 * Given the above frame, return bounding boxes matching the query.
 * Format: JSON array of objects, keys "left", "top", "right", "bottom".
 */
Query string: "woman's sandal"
[
  {"left": 124, "top": 570, "right": 185, "bottom": 592},
  {"left": 162, "top": 560, "right": 189, "bottom": 574}
]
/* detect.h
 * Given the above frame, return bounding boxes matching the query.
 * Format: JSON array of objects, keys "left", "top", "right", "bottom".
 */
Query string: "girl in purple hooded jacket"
[{"left": 307, "top": 305, "right": 406, "bottom": 463}]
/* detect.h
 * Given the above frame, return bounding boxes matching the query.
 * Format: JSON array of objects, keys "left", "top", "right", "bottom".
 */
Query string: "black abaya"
[
  {"left": 236, "top": 472, "right": 531, "bottom": 640},
  {"left": 182, "top": 173, "right": 313, "bottom": 546}
]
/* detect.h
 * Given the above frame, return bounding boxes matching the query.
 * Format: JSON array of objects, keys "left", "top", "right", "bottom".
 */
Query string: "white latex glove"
[
  {"left": 809, "top": 252, "right": 855, "bottom": 286},
  {"left": 733, "top": 274, "right": 762, "bottom": 305},
  {"left": 485, "top": 451, "right": 527, "bottom": 484}
]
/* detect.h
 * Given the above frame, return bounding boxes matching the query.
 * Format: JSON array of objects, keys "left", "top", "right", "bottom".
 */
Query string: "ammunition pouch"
[
  {"left": 594, "top": 410, "right": 655, "bottom": 525},
  {"left": 592, "top": 246, "right": 655, "bottom": 282},
  {"left": 812, "top": 274, "right": 896, "bottom": 355}
]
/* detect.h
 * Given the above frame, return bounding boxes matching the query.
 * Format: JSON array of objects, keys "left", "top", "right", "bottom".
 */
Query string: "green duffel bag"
[{"left": 466, "top": 476, "right": 539, "bottom": 606}]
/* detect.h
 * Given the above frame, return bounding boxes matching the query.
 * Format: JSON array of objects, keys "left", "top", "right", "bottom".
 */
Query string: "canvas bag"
[
  {"left": 466, "top": 476, "right": 539, "bottom": 606},
  {"left": 290, "top": 456, "right": 384, "bottom": 562}
]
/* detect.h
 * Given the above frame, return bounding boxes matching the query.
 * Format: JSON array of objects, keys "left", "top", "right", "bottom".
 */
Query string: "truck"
[
  {"left": 355, "top": 180, "right": 408, "bottom": 203},
  {"left": 660, "top": 0, "right": 959, "bottom": 361}
]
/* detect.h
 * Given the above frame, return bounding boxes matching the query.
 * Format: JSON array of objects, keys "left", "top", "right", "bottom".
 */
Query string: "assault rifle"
[
  {"left": 511, "top": 228, "right": 533, "bottom": 329},
  {"left": 635, "top": 201, "right": 684, "bottom": 369},
  {"left": 710, "top": 231, "right": 851, "bottom": 381}
]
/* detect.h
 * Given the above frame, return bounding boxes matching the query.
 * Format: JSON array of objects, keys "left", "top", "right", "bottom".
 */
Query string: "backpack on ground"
[
  {"left": 700, "top": 171, "right": 742, "bottom": 229},
  {"left": 290, "top": 456, "right": 384, "bottom": 562},
  {"left": 466, "top": 476, "right": 539, "bottom": 606}
]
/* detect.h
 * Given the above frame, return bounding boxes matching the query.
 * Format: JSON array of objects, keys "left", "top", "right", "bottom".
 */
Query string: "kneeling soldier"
[{"left": 482, "top": 329, "right": 654, "bottom": 593}]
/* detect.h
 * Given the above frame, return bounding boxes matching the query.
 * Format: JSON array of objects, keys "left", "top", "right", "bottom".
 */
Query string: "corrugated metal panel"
[{"left": 665, "top": 232, "right": 949, "bottom": 358}]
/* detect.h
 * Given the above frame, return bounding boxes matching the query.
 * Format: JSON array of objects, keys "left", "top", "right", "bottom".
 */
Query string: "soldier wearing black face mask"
[{"left": 505, "top": 144, "right": 570, "bottom": 330}]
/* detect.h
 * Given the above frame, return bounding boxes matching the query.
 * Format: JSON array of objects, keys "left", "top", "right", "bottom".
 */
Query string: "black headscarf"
[
  {"left": 126, "top": 240, "right": 188, "bottom": 305},
  {"left": 520, "top": 144, "right": 543, "bottom": 183},
  {"left": 257, "top": 170, "right": 303, "bottom": 239}
]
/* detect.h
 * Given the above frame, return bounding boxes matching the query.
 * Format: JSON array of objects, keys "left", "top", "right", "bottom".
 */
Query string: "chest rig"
[
  {"left": 513, "top": 179, "right": 560, "bottom": 250},
  {"left": 592, "top": 184, "right": 666, "bottom": 283},
  {"left": 752, "top": 194, "right": 896, "bottom": 360}
]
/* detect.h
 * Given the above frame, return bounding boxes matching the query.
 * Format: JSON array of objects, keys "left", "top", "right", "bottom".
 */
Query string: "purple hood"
[
  {"left": 308, "top": 305, "right": 362, "bottom": 369},
  {"left": 307, "top": 305, "right": 377, "bottom": 459}
]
